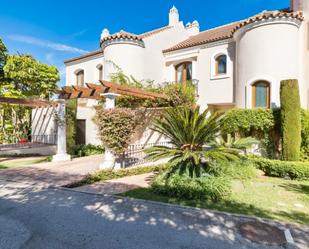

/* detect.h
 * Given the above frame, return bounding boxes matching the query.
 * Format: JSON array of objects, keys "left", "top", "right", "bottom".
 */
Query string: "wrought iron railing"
[{"left": 121, "top": 141, "right": 170, "bottom": 167}]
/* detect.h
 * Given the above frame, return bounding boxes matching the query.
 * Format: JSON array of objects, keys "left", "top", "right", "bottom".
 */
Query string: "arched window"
[
  {"left": 175, "top": 62, "right": 192, "bottom": 83},
  {"left": 75, "top": 69, "right": 84, "bottom": 86},
  {"left": 252, "top": 81, "right": 270, "bottom": 108},
  {"left": 215, "top": 55, "right": 227, "bottom": 75},
  {"left": 97, "top": 64, "right": 103, "bottom": 81}
]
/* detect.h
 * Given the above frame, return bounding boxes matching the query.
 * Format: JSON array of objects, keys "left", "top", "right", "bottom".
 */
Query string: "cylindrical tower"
[
  {"left": 101, "top": 31, "right": 145, "bottom": 81},
  {"left": 234, "top": 11, "right": 303, "bottom": 108}
]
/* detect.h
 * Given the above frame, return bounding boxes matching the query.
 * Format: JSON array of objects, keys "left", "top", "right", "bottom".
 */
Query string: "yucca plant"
[{"left": 145, "top": 106, "right": 240, "bottom": 178}]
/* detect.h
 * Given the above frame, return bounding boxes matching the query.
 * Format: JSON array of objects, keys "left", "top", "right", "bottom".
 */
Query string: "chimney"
[
  {"left": 169, "top": 6, "right": 179, "bottom": 26},
  {"left": 100, "top": 28, "right": 110, "bottom": 40},
  {"left": 186, "top": 20, "right": 200, "bottom": 36}
]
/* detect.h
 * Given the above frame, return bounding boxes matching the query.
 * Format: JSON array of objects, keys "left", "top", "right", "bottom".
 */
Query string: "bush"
[
  {"left": 72, "top": 144, "right": 104, "bottom": 157},
  {"left": 221, "top": 108, "right": 281, "bottom": 159},
  {"left": 208, "top": 159, "right": 257, "bottom": 180},
  {"left": 280, "top": 79, "right": 301, "bottom": 161},
  {"left": 151, "top": 173, "right": 231, "bottom": 201},
  {"left": 250, "top": 157, "right": 309, "bottom": 180},
  {"left": 301, "top": 109, "right": 309, "bottom": 161},
  {"left": 94, "top": 107, "right": 143, "bottom": 154},
  {"left": 221, "top": 108, "right": 280, "bottom": 136}
]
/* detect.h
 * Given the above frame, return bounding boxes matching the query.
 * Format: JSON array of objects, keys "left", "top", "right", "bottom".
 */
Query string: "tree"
[
  {"left": 280, "top": 79, "right": 301, "bottom": 161},
  {"left": 145, "top": 106, "right": 240, "bottom": 178},
  {"left": 2, "top": 54, "right": 59, "bottom": 98},
  {"left": 0, "top": 38, "right": 7, "bottom": 81}
]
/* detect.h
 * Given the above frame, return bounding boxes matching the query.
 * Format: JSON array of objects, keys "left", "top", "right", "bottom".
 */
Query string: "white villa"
[{"left": 64, "top": 0, "right": 309, "bottom": 145}]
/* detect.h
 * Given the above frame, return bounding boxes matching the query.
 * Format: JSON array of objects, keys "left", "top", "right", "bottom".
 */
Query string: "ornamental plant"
[
  {"left": 280, "top": 79, "right": 301, "bottom": 161},
  {"left": 94, "top": 107, "right": 143, "bottom": 155},
  {"left": 145, "top": 106, "right": 240, "bottom": 178}
]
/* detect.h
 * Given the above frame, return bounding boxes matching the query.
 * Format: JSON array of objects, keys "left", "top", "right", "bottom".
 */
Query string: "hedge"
[
  {"left": 280, "top": 79, "right": 301, "bottom": 161},
  {"left": 221, "top": 108, "right": 279, "bottom": 136},
  {"left": 250, "top": 157, "right": 309, "bottom": 180},
  {"left": 151, "top": 173, "right": 231, "bottom": 201}
]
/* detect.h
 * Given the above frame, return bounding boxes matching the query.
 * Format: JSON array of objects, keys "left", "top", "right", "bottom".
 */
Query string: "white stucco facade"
[{"left": 64, "top": 1, "right": 309, "bottom": 145}]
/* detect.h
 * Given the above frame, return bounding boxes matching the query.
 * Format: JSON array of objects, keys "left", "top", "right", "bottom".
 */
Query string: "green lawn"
[
  {"left": 120, "top": 175, "right": 309, "bottom": 225},
  {"left": 0, "top": 157, "right": 49, "bottom": 169}
]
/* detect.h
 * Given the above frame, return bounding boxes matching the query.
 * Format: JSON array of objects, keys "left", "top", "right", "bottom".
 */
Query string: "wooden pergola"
[
  {"left": 0, "top": 97, "right": 58, "bottom": 108},
  {"left": 55, "top": 80, "right": 167, "bottom": 100}
]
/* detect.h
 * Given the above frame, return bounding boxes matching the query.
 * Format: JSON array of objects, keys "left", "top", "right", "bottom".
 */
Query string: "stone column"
[
  {"left": 100, "top": 93, "right": 120, "bottom": 169},
  {"left": 52, "top": 99, "right": 71, "bottom": 162}
]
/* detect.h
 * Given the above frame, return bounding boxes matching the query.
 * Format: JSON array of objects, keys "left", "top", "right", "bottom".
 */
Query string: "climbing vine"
[{"left": 94, "top": 107, "right": 145, "bottom": 155}]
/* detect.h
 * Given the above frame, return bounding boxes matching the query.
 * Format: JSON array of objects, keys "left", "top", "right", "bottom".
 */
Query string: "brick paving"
[
  {"left": 0, "top": 155, "right": 102, "bottom": 187},
  {"left": 74, "top": 173, "right": 155, "bottom": 194}
]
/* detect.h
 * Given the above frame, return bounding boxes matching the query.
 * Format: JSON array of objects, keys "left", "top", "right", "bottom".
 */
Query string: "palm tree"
[{"left": 145, "top": 106, "right": 240, "bottom": 178}]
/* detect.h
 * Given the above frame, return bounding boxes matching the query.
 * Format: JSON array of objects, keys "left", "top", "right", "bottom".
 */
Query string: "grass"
[
  {"left": 120, "top": 173, "right": 309, "bottom": 225},
  {"left": 0, "top": 157, "right": 49, "bottom": 169}
]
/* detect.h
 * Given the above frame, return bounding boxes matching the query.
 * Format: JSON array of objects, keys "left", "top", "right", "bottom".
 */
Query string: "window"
[
  {"left": 75, "top": 69, "right": 84, "bottom": 86},
  {"left": 97, "top": 64, "right": 103, "bottom": 81},
  {"left": 215, "top": 55, "right": 227, "bottom": 75},
  {"left": 252, "top": 81, "right": 270, "bottom": 108},
  {"left": 175, "top": 62, "right": 192, "bottom": 83}
]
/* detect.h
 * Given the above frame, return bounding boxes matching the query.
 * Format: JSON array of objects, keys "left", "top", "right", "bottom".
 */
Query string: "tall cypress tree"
[
  {"left": 0, "top": 38, "right": 7, "bottom": 82},
  {"left": 280, "top": 79, "right": 301, "bottom": 161}
]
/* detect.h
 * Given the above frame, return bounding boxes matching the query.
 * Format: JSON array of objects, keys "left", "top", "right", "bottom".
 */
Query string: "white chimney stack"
[
  {"left": 186, "top": 20, "right": 200, "bottom": 36},
  {"left": 169, "top": 6, "right": 179, "bottom": 26},
  {"left": 101, "top": 28, "right": 110, "bottom": 40}
]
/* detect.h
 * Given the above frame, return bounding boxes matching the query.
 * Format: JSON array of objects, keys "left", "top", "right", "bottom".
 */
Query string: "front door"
[{"left": 76, "top": 119, "right": 86, "bottom": 145}]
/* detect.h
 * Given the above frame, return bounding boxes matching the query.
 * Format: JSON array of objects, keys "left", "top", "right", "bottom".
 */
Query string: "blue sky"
[{"left": 0, "top": 0, "right": 289, "bottom": 86}]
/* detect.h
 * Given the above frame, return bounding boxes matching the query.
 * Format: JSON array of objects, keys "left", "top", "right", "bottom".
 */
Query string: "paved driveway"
[
  {"left": 1, "top": 180, "right": 308, "bottom": 249},
  {"left": 0, "top": 155, "right": 102, "bottom": 187}
]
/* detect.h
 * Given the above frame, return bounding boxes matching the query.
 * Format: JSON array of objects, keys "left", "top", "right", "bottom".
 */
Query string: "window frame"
[
  {"left": 175, "top": 61, "right": 193, "bottom": 84},
  {"left": 252, "top": 81, "right": 270, "bottom": 109},
  {"left": 210, "top": 51, "right": 230, "bottom": 80},
  {"left": 215, "top": 54, "right": 227, "bottom": 76},
  {"left": 75, "top": 69, "right": 84, "bottom": 87},
  {"left": 96, "top": 64, "right": 103, "bottom": 81}
]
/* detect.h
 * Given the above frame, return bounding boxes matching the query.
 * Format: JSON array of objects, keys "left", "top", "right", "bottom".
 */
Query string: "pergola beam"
[{"left": 56, "top": 80, "right": 167, "bottom": 100}]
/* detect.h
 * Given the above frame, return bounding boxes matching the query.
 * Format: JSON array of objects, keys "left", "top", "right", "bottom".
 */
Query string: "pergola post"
[
  {"left": 100, "top": 93, "right": 120, "bottom": 169},
  {"left": 52, "top": 99, "right": 71, "bottom": 162}
]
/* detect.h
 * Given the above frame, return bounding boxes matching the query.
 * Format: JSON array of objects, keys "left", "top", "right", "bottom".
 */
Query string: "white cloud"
[
  {"left": 7, "top": 34, "right": 89, "bottom": 54},
  {"left": 45, "top": 52, "right": 54, "bottom": 64}
]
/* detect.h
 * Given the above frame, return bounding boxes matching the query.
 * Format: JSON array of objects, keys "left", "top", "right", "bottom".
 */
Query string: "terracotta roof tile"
[
  {"left": 232, "top": 10, "right": 304, "bottom": 33},
  {"left": 163, "top": 10, "right": 304, "bottom": 53},
  {"left": 101, "top": 30, "right": 143, "bottom": 43},
  {"left": 64, "top": 49, "right": 103, "bottom": 64},
  {"left": 163, "top": 22, "right": 240, "bottom": 53}
]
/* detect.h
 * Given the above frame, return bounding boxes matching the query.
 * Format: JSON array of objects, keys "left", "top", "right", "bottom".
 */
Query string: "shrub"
[
  {"left": 208, "top": 158, "right": 257, "bottom": 180},
  {"left": 72, "top": 144, "right": 104, "bottom": 157},
  {"left": 221, "top": 108, "right": 281, "bottom": 159},
  {"left": 151, "top": 173, "right": 231, "bottom": 201},
  {"left": 280, "top": 79, "right": 301, "bottom": 161},
  {"left": 300, "top": 109, "right": 309, "bottom": 161},
  {"left": 94, "top": 107, "right": 143, "bottom": 154},
  {"left": 250, "top": 157, "right": 309, "bottom": 180},
  {"left": 221, "top": 108, "right": 279, "bottom": 136}
]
